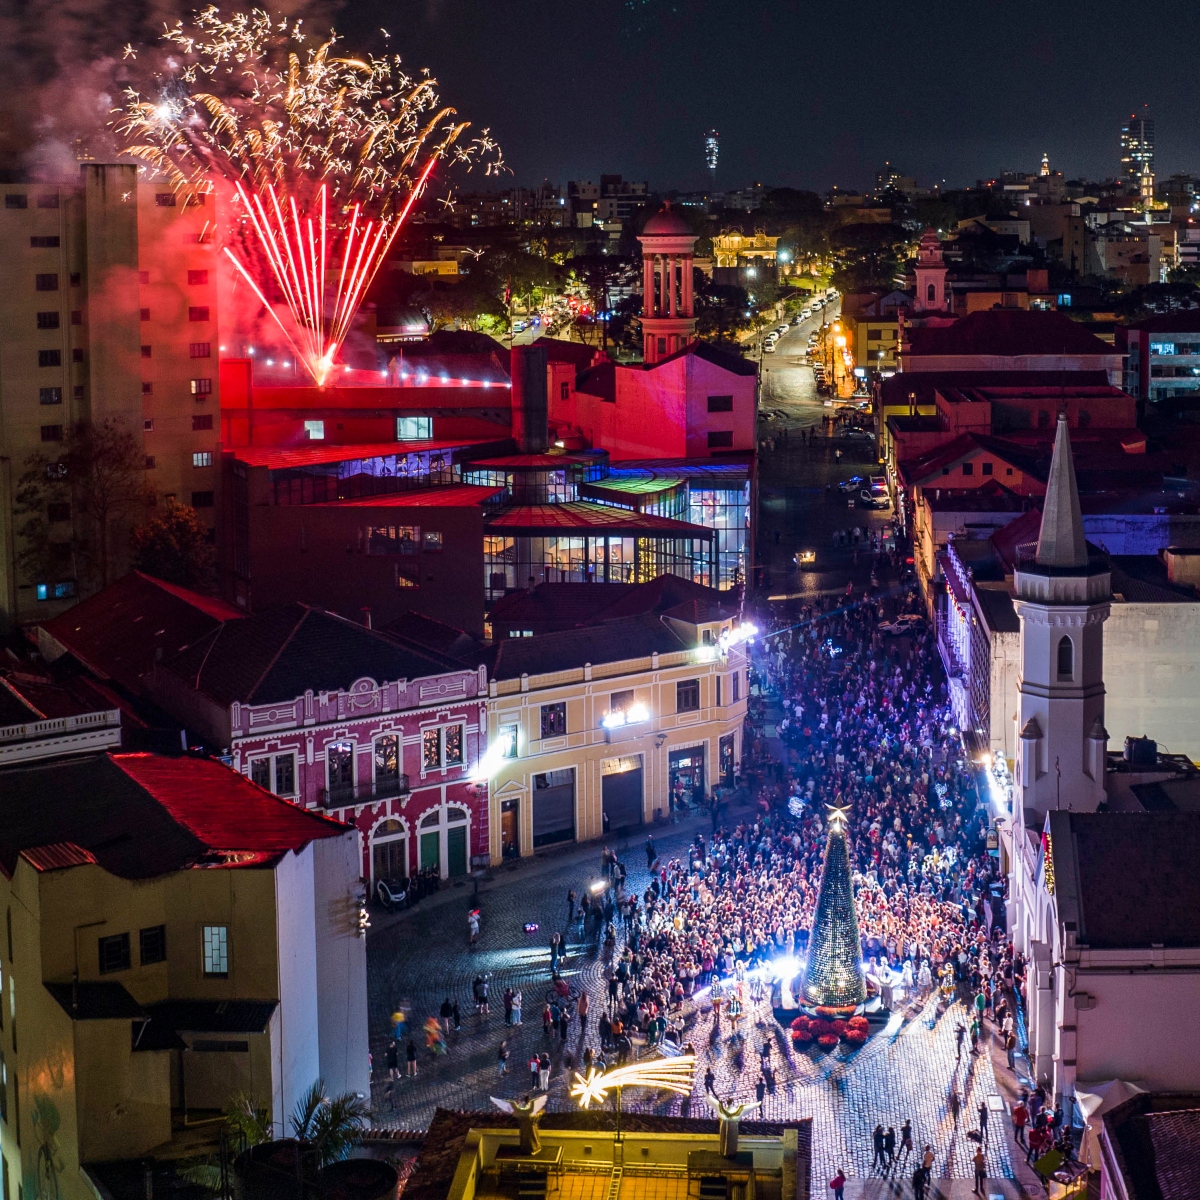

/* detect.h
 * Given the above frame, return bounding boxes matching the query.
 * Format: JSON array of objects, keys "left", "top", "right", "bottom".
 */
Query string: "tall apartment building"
[
  {"left": 1120, "top": 105, "right": 1154, "bottom": 188},
  {"left": 0, "top": 164, "right": 219, "bottom": 631}
]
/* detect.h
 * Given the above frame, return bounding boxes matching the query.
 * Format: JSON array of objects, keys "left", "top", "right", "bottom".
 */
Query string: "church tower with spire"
[{"left": 1013, "top": 413, "right": 1111, "bottom": 821}]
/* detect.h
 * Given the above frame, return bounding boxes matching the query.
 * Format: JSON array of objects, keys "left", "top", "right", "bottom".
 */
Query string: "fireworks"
[{"left": 118, "top": 7, "right": 502, "bottom": 385}]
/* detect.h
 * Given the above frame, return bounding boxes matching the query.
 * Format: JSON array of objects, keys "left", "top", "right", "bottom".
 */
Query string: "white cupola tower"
[{"left": 1013, "top": 413, "right": 1110, "bottom": 822}]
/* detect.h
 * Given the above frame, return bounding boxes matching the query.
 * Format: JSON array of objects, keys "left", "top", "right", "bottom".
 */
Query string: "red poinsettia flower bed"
[{"left": 789, "top": 1012, "right": 872, "bottom": 1050}]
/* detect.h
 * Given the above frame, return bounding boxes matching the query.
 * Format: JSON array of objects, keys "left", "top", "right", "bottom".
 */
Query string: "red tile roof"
[
  {"left": 0, "top": 752, "right": 347, "bottom": 879},
  {"left": 486, "top": 503, "right": 712, "bottom": 535},
  {"left": 906, "top": 310, "right": 1117, "bottom": 357},
  {"left": 318, "top": 484, "right": 502, "bottom": 508},
  {"left": 38, "top": 572, "right": 244, "bottom": 696}
]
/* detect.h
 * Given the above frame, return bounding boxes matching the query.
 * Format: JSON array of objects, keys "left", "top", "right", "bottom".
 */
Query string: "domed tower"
[{"left": 637, "top": 205, "right": 698, "bottom": 364}]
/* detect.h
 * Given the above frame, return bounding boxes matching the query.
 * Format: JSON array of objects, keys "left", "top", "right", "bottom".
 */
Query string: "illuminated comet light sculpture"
[
  {"left": 118, "top": 7, "right": 502, "bottom": 385},
  {"left": 570, "top": 1054, "right": 696, "bottom": 1116}
]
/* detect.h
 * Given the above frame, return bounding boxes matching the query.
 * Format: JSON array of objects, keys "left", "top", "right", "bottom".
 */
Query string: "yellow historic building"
[
  {"left": 480, "top": 601, "right": 750, "bottom": 859},
  {"left": 711, "top": 230, "right": 779, "bottom": 269}
]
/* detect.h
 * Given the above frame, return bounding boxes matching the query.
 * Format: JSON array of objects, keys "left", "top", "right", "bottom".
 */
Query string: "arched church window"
[
  {"left": 927, "top": 283, "right": 936, "bottom": 303},
  {"left": 1057, "top": 635, "right": 1074, "bottom": 681}
]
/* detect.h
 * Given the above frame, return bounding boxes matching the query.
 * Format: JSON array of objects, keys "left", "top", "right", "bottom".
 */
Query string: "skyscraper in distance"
[
  {"left": 704, "top": 130, "right": 719, "bottom": 187},
  {"left": 1120, "top": 105, "right": 1154, "bottom": 188}
]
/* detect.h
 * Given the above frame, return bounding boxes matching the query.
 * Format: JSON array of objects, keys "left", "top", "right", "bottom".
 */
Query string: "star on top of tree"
[{"left": 825, "top": 804, "right": 852, "bottom": 832}]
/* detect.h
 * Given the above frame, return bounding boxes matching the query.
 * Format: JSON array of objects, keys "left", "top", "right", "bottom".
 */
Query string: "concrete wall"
[{"left": 311, "top": 833, "right": 370, "bottom": 1101}]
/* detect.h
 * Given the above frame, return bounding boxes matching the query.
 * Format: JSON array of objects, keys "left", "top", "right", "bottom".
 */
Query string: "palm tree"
[{"left": 290, "top": 1079, "right": 370, "bottom": 1167}]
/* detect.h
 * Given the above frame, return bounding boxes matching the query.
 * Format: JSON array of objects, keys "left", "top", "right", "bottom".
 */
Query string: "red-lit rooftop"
[
  {"left": 231, "top": 440, "right": 487, "bottom": 469},
  {"left": 485, "top": 503, "right": 713, "bottom": 535},
  {"left": 318, "top": 484, "right": 504, "bottom": 508}
]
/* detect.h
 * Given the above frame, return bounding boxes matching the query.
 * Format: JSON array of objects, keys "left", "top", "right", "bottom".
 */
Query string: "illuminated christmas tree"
[{"left": 801, "top": 805, "right": 866, "bottom": 1012}]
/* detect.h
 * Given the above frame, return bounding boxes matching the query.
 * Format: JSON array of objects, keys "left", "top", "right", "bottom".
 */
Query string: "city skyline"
[{"left": 337, "top": 0, "right": 1200, "bottom": 193}]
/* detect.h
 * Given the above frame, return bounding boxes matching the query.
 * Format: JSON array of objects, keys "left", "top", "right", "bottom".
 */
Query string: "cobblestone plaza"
[{"left": 367, "top": 811, "right": 1016, "bottom": 1184}]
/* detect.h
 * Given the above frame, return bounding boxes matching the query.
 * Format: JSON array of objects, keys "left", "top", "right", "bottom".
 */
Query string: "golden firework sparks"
[
  {"left": 569, "top": 1055, "right": 696, "bottom": 1109},
  {"left": 116, "top": 7, "right": 503, "bottom": 385}
]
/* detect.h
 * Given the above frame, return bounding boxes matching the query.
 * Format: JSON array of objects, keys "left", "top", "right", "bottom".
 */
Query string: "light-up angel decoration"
[{"left": 490, "top": 1093, "right": 547, "bottom": 1155}]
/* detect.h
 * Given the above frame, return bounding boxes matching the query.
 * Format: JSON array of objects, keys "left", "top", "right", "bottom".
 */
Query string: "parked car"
[
  {"left": 838, "top": 475, "right": 867, "bottom": 492},
  {"left": 869, "top": 474, "right": 888, "bottom": 495},
  {"left": 801, "top": 307, "right": 812, "bottom": 319},
  {"left": 857, "top": 489, "right": 890, "bottom": 510},
  {"left": 837, "top": 427, "right": 874, "bottom": 441},
  {"left": 763, "top": 341, "right": 776, "bottom": 353}
]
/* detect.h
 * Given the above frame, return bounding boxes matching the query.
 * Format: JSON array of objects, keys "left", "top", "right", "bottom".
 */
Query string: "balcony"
[{"left": 318, "top": 774, "right": 410, "bottom": 809}]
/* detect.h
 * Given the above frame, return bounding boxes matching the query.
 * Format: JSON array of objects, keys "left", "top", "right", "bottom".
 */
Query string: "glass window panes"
[
  {"left": 422, "top": 728, "right": 441, "bottom": 770},
  {"left": 366, "top": 524, "right": 418, "bottom": 555},
  {"left": 541, "top": 703, "right": 566, "bottom": 738},
  {"left": 423, "top": 530, "right": 443, "bottom": 552},
  {"left": 443, "top": 725, "right": 463, "bottom": 766},
  {"left": 139, "top": 925, "right": 166, "bottom": 965},
  {"left": 274, "top": 754, "right": 295, "bottom": 796},
  {"left": 610, "top": 689, "right": 634, "bottom": 715},
  {"left": 396, "top": 416, "right": 432, "bottom": 440},
  {"left": 202, "top": 925, "right": 228, "bottom": 977},
  {"left": 98, "top": 932, "right": 130, "bottom": 974},
  {"left": 327, "top": 742, "right": 354, "bottom": 799},
  {"left": 499, "top": 724, "right": 518, "bottom": 758},
  {"left": 375, "top": 735, "right": 399, "bottom": 788},
  {"left": 250, "top": 758, "right": 270, "bottom": 790},
  {"left": 676, "top": 679, "right": 700, "bottom": 712}
]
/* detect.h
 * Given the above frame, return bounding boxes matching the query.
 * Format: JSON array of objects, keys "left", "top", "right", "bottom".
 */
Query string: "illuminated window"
[
  {"left": 374, "top": 735, "right": 401, "bottom": 793},
  {"left": 422, "top": 728, "right": 441, "bottom": 770},
  {"left": 499, "top": 724, "right": 518, "bottom": 759},
  {"left": 396, "top": 416, "right": 432, "bottom": 440},
  {"left": 423, "top": 530, "right": 443, "bottom": 552},
  {"left": 540, "top": 703, "right": 566, "bottom": 738},
  {"left": 190, "top": 377, "right": 213, "bottom": 396},
  {"left": 192, "top": 452, "right": 213, "bottom": 468},
  {"left": 304, "top": 419, "right": 324, "bottom": 440},
  {"left": 202, "top": 926, "right": 228, "bottom": 977},
  {"left": 189, "top": 342, "right": 211, "bottom": 358},
  {"left": 367, "top": 524, "right": 418, "bottom": 555}
]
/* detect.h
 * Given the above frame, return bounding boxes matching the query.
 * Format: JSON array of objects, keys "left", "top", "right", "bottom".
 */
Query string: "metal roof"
[
  {"left": 485, "top": 503, "right": 712, "bottom": 536},
  {"left": 233, "top": 440, "right": 485, "bottom": 469}
]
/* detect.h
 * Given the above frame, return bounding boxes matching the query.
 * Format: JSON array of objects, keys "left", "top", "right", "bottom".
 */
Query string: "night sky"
[{"left": 341, "top": 0, "right": 1200, "bottom": 193}]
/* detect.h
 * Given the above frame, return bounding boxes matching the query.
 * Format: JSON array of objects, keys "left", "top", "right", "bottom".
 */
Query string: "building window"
[
  {"left": 304, "top": 419, "right": 324, "bottom": 439},
  {"left": 144, "top": 419, "right": 154, "bottom": 432},
  {"left": 191, "top": 491, "right": 214, "bottom": 508},
  {"left": 707, "top": 431, "right": 733, "bottom": 449},
  {"left": 499, "top": 724, "right": 518, "bottom": 759},
  {"left": 36, "top": 311, "right": 59, "bottom": 330},
  {"left": 4, "top": 194, "right": 26, "bottom": 209},
  {"left": 35, "top": 273, "right": 58, "bottom": 291},
  {"left": 982, "top": 462, "right": 993, "bottom": 476},
  {"left": 927, "top": 283, "right": 936, "bottom": 303},
  {"left": 366, "top": 524, "right": 418, "bottom": 554},
  {"left": 188, "top": 306, "right": 210, "bottom": 322},
  {"left": 73, "top": 384, "right": 84, "bottom": 400},
  {"left": 374, "top": 735, "right": 400, "bottom": 794},
  {"left": 657, "top": 337, "right": 667, "bottom": 354},
  {"left": 98, "top": 932, "right": 131, "bottom": 974},
  {"left": 35, "top": 581, "right": 75, "bottom": 601},
  {"left": 422, "top": 725, "right": 464, "bottom": 770},
  {"left": 39, "top": 387, "right": 61, "bottom": 406},
  {"left": 142, "top": 345, "right": 152, "bottom": 359},
  {"left": 47, "top": 503, "right": 70, "bottom": 523},
  {"left": 423, "top": 530, "right": 443, "bottom": 552},
  {"left": 560, "top": 382, "right": 570, "bottom": 401},
  {"left": 29, "top": 236, "right": 59, "bottom": 248},
  {"left": 140, "top": 307, "right": 150, "bottom": 321},
  {"left": 540, "top": 702, "right": 567, "bottom": 739},
  {"left": 190, "top": 342, "right": 211, "bottom": 358},
  {"left": 192, "top": 451, "right": 213, "bottom": 468},
  {"left": 202, "top": 925, "right": 228, "bottom": 977},
  {"left": 144, "top": 456, "right": 156, "bottom": 470},
  {"left": 192, "top": 414, "right": 213, "bottom": 431},
  {"left": 40, "top": 425, "right": 63, "bottom": 442},
  {"left": 251, "top": 753, "right": 296, "bottom": 796},
  {"left": 707, "top": 395, "right": 734, "bottom": 412},
  {"left": 609, "top": 689, "right": 634, "bottom": 717},
  {"left": 396, "top": 416, "right": 432, "bottom": 440},
  {"left": 716, "top": 675, "right": 723, "bottom": 707},
  {"left": 188, "top": 270, "right": 209, "bottom": 285},
  {"left": 1057, "top": 635, "right": 1074, "bottom": 681},
  {"left": 38, "top": 349, "right": 61, "bottom": 368},
  {"left": 155, "top": 193, "right": 176, "bottom": 207},
  {"left": 395, "top": 563, "right": 419, "bottom": 589},
  {"left": 72, "top": 348, "right": 83, "bottom": 363},
  {"left": 961, "top": 461, "right": 974, "bottom": 476},
  {"left": 139, "top": 925, "right": 166, "bottom": 965},
  {"left": 676, "top": 679, "right": 700, "bottom": 713},
  {"left": 142, "top": 382, "right": 153, "bottom": 395},
  {"left": 37, "top": 194, "right": 59, "bottom": 209},
  {"left": 422, "top": 728, "right": 441, "bottom": 770},
  {"left": 191, "top": 377, "right": 213, "bottom": 396},
  {"left": 732, "top": 669, "right": 740, "bottom": 703}
]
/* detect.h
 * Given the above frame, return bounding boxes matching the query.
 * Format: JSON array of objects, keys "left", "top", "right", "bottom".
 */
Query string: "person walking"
[
  {"left": 884, "top": 1125, "right": 896, "bottom": 1169},
  {"left": 452, "top": 999, "right": 461, "bottom": 1032},
  {"left": 972, "top": 1145, "right": 987, "bottom": 1195},
  {"left": 567, "top": 888, "right": 577, "bottom": 923},
  {"left": 954, "top": 1022, "right": 966, "bottom": 1060},
  {"left": 537, "top": 1052, "right": 551, "bottom": 1092},
  {"left": 385, "top": 1040, "right": 399, "bottom": 1080},
  {"left": 439, "top": 997, "right": 453, "bottom": 1036},
  {"left": 497, "top": 1040, "right": 509, "bottom": 1077},
  {"left": 704, "top": 1067, "right": 716, "bottom": 1095},
  {"left": 872, "top": 1124, "right": 886, "bottom": 1172},
  {"left": 912, "top": 1164, "right": 927, "bottom": 1200},
  {"left": 503, "top": 987, "right": 514, "bottom": 1025},
  {"left": 577, "top": 990, "right": 589, "bottom": 1036},
  {"left": 529, "top": 1053, "right": 540, "bottom": 1091},
  {"left": 949, "top": 1090, "right": 961, "bottom": 1124},
  {"left": 645, "top": 834, "right": 657, "bottom": 869},
  {"left": 405, "top": 1037, "right": 417, "bottom": 1078},
  {"left": 921, "top": 1145, "right": 935, "bottom": 1173},
  {"left": 979, "top": 1100, "right": 989, "bottom": 1145},
  {"left": 512, "top": 989, "right": 523, "bottom": 1027},
  {"left": 827, "top": 1168, "right": 846, "bottom": 1200},
  {"left": 1011, "top": 1098, "right": 1029, "bottom": 1147},
  {"left": 899, "top": 1119, "right": 914, "bottom": 1163}
]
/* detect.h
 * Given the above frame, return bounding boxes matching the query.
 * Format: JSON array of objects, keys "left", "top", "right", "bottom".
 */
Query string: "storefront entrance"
[
  {"left": 417, "top": 805, "right": 471, "bottom": 877},
  {"left": 532, "top": 769, "right": 575, "bottom": 847},
  {"left": 668, "top": 747, "right": 705, "bottom": 812},
  {"left": 601, "top": 756, "right": 644, "bottom": 832},
  {"left": 719, "top": 733, "right": 735, "bottom": 786},
  {"left": 500, "top": 799, "right": 520, "bottom": 859},
  {"left": 371, "top": 818, "right": 408, "bottom": 884}
]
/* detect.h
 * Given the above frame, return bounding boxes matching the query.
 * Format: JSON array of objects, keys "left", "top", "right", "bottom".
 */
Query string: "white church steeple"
[{"left": 1013, "top": 413, "right": 1111, "bottom": 819}]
